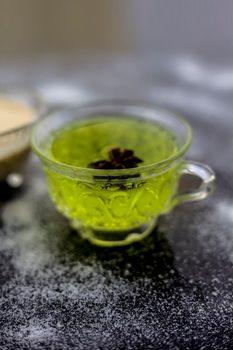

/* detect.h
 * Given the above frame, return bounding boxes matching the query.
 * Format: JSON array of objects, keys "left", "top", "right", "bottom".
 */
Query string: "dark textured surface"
[{"left": 0, "top": 56, "right": 233, "bottom": 349}]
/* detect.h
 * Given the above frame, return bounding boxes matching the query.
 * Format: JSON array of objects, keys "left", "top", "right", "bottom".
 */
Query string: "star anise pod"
[
  {"left": 88, "top": 160, "right": 114, "bottom": 169},
  {"left": 88, "top": 147, "right": 143, "bottom": 170}
]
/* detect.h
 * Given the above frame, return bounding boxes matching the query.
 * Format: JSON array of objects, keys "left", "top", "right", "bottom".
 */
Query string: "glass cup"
[
  {"left": 32, "top": 102, "right": 215, "bottom": 247},
  {"left": 0, "top": 88, "right": 45, "bottom": 186}
]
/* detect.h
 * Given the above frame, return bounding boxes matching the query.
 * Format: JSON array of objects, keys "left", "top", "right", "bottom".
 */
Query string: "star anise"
[{"left": 88, "top": 147, "right": 143, "bottom": 170}]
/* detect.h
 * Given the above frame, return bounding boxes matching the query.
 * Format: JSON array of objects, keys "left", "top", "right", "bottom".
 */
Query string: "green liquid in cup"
[{"left": 45, "top": 117, "right": 180, "bottom": 231}]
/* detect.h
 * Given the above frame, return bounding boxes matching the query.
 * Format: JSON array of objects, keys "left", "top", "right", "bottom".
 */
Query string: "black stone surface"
[{"left": 0, "top": 56, "right": 233, "bottom": 349}]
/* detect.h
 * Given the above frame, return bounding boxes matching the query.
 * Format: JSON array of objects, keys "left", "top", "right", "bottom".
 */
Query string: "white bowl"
[{"left": 0, "top": 88, "right": 45, "bottom": 181}]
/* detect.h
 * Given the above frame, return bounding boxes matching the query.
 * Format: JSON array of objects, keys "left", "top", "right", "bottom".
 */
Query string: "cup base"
[{"left": 71, "top": 219, "right": 157, "bottom": 247}]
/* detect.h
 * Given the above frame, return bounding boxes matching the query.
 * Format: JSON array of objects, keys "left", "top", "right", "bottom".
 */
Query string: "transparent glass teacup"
[{"left": 32, "top": 102, "right": 215, "bottom": 247}]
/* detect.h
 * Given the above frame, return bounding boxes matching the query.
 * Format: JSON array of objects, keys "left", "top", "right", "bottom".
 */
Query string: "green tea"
[{"left": 45, "top": 116, "right": 180, "bottom": 230}]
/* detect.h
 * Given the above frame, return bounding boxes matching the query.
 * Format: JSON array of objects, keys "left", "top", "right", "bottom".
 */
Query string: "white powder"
[
  {"left": 0, "top": 96, "right": 34, "bottom": 133},
  {"left": 0, "top": 160, "right": 233, "bottom": 349}
]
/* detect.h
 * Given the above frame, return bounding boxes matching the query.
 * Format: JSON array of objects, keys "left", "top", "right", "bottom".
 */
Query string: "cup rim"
[
  {"left": 31, "top": 100, "right": 192, "bottom": 178},
  {"left": 0, "top": 88, "right": 46, "bottom": 138}
]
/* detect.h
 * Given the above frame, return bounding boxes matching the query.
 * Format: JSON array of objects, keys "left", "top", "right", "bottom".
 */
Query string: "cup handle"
[{"left": 173, "top": 161, "right": 215, "bottom": 205}]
